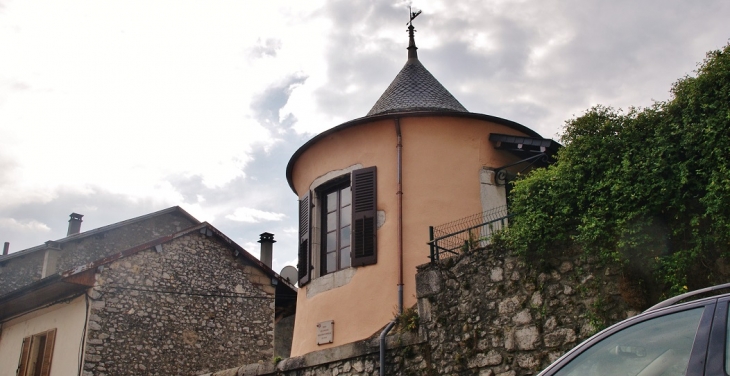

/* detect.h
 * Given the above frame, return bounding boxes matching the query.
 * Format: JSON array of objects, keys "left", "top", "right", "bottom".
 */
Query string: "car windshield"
[{"left": 554, "top": 307, "right": 704, "bottom": 376}]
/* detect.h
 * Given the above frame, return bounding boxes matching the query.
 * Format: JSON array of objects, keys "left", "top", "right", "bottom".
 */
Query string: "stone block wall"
[
  {"left": 205, "top": 246, "right": 636, "bottom": 376},
  {"left": 203, "top": 331, "right": 428, "bottom": 376},
  {"left": 415, "top": 248, "right": 636, "bottom": 375},
  {"left": 83, "top": 231, "right": 276, "bottom": 376},
  {"left": 275, "top": 313, "right": 295, "bottom": 358}
]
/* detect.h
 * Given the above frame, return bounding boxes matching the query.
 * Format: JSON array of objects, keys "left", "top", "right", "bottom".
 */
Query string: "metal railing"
[{"left": 428, "top": 206, "right": 512, "bottom": 262}]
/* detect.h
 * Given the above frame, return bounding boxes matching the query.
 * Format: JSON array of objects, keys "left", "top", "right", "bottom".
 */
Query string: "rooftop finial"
[{"left": 407, "top": 6, "right": 421, "bottom": 60}]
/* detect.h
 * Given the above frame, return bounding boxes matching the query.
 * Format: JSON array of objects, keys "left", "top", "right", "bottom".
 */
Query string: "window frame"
[
  {"left": 704, "top": 296, "right": 730, "bottom": 375},
  {"left": 298, "top": 166, "right": 377, "bottom": 287},
  {"left": 17, "top": 328, "right": 57, "bottom": 376},
  {"left": 317, "top": 176, "right": 352, "bottom": 275}
]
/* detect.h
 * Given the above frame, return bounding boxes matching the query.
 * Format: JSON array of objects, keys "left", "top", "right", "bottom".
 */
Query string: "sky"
[{"left": 1, "top": 0, "right": 729, "bottom": 274}]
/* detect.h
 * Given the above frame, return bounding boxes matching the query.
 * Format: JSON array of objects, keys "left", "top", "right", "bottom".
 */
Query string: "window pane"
[
  {"left": 341, "top": 226, "right": 350, "bottom": 247},
  {"left": 31, "top": 334, "right": 47, "bottom": 376},
  {"left": 319, "top": 183, "right": 353, "bottom": 275},
  {"left": 340, "top": 246, "right": 350, "bottom": 269},
  {"left": 340, "top": 205, "right": 351, "bottom": 227},
  {"left": 326, "top": 232, "right": 337, "bottom": 252},
  {"left": 327, "top": 212, "right": 337, "bottom": 231},
  {"left": 325, "top": 192, "right": 336, "bottom": 211},
  {"left": 341, "top": 187, "right": 351, "bottom": 206},
  {"left": 554, "top": 307, "right": 704, "bottom": 376},
  {"left": 326, "top": 252, "right": 336, "bottom": 274}
]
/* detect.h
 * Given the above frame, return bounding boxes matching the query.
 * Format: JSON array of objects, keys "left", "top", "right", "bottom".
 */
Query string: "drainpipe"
[
  {"left": 395, "top": 119, "right": 404, "bottom": 315},
  {"left": 379, "top": 118, "right": 404, "bottom": 376},
  {"left": 379, "top": 320, "right": 397, "bottom": 376}
]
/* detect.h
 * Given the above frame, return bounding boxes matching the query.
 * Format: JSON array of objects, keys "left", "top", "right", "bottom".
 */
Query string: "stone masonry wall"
[
  {"left": 0, "top": 251, "right": 45, "bottom": 295},
  {"left": 206, "top": 246, "right": 636, "bottom": 376},
  {"left": 414, "top": 247, "right": 636, "bottom": 375},
  {"left": 83, "top": 231, "right": 276, "bottom": 376},
  {"left": 0, "top": 211, "right": 196, "bottom": 296},
  {"left": 58, "top": 211, "right": 196, "bottom": 273},
  {"left": 203, "top": 331, "right": 428, "bottom": 376}
]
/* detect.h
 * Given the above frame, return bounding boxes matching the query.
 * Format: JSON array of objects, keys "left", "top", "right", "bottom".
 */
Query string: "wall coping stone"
[
  {"left": 202, "top": 331, "right": 423, "bottom": 376},
  {"left": 415, "top": 268, "right": 441, "bottom": 298}
]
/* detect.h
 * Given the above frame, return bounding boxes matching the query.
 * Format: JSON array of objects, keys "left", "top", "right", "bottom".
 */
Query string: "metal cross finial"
[{"left": 408, "top": 6, "right": 422, "bottom": 26}]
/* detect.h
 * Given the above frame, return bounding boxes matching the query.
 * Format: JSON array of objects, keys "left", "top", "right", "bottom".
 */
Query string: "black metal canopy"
[
  {"left": 490, "top": 133, "right": 562, "bottom": 186},
  {"left": 489, "top": 133, "right": 561, "bottom": 160}
]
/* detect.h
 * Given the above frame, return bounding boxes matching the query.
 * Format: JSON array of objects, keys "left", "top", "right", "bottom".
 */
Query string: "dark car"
[{"left": 538, "top": 283, "right": 730, "bottom": 376}]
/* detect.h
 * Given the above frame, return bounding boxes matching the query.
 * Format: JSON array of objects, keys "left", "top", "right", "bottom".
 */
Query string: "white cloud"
[
  {"left": 243, "top": 241, "right": 261, "bottom": 259},
  {"left": 0, "top": 218, "right": 51, "bottom": 233},
  {"left": 226, "top": 207, "right": 287, "bottom": 223},
  {"left": 1, "top": 0, "right": 730, "bottom": 276},
  {"left": 282, "top": 227, "right": 298, "bottom": 235}
]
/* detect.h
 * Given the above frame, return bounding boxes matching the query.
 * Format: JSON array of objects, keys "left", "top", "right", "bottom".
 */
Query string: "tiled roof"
[
  {"left": 366, "top": 58, "right": 468, "bottom": 116},
  {"left": 0, "top": 206, "right": 199, "bottom": 262}
]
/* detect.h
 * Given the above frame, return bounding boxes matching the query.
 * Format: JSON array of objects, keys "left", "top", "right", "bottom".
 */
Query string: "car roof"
[{"left": 644, "top": 282, "right": 730, "bottom": 312}]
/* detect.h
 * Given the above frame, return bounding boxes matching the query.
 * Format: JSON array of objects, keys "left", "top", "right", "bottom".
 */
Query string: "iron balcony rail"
[{"left": 428, "top": 206, "right": 513, "bottom": 262}]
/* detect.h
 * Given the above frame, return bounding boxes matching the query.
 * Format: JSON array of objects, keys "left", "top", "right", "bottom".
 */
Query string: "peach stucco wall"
[{"left": 289, "top": 115, "right": 531, "bottom": 356}]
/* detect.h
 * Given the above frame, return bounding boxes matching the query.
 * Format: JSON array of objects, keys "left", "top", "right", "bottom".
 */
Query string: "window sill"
[{"left": 306, "top": 268, "right": 357, "bottom": 298}]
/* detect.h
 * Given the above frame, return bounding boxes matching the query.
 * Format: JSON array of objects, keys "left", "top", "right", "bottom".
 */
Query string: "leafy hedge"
[{"left": 505, "top": 43, "right": 730, "bottom": 299}]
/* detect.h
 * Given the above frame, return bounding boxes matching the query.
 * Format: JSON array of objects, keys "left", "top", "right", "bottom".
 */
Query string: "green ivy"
[{"left": 505, "top": 43, "right": 730, "bottom": 300}]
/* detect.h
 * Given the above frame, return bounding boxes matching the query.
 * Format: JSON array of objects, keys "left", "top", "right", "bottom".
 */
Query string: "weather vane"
[{"left": 407, "top": 6, "right": 422, "bottom": 26}]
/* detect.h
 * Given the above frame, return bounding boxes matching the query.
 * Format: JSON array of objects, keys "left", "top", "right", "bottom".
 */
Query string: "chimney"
[
  {"left": 2, "top": 242, "right": 9, "bottom": 256},
  {"left": 258, "top": 232, "right": 276, "bottom": 268},
  {"left": 67, "top": 213, "right": 83, "bottom": 236}
]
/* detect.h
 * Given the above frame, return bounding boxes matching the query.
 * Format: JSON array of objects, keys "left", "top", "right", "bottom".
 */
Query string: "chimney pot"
[
  {"left": 67, "top": 213, "right": 84, "bottom": 236},
  {"left": 258, "top": 232, "right": 276, "bottom": 268},
  {"left": 2, "top": 242, "right": 9, "bottom": 256}
]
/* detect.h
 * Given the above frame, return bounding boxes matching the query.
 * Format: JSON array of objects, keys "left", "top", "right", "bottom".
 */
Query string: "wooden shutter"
[
  {"left": 38, "top": 329, "right": 56, "bottom": 376},
  {"left": 351, "top": 166, "right": 377, "bottom": 266},
  {"left": 17, "top": 336, "right": 31, "bottom": 376},
  {"left": 297, "top": 191, "right": 312, "bottom": 286}
]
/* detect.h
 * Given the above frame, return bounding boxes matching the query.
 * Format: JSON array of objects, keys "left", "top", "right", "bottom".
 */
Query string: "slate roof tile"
[{"left": 366, "top": 58, "right": 468, "bottom": 116}]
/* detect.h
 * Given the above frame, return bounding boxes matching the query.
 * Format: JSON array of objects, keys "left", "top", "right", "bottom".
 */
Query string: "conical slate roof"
[{"left": 366, "top": 24, "right": 467, "bottom": 116}]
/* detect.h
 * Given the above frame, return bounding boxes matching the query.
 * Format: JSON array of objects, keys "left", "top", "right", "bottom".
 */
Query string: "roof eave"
[
  {"left": 369, "top": 107, "right": 467, "bottom": 117},
  {"left": 0, "top": 222, "right": 297, "bottom": 321},
  {"left": 0, "top": 206, "right": 201, "bottom": 263},
  {"left": 285, "top": 110, "right": 544, "bottom": 194},
  {"left": 0, "top": 272, "right": 93, "bottom": 322}
]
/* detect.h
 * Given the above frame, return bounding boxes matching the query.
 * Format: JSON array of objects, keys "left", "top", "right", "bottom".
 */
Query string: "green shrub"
[{"left": 505, "top": 43, "right": 730, "bottom": 299}]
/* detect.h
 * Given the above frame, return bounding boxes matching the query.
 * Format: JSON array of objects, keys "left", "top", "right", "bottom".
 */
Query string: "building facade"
[
  {"left": 287, "top": 24, "right": 557, "bottom": 356},
  {"left": 0, "top": 208, "right": 296, "bottom": 375}
]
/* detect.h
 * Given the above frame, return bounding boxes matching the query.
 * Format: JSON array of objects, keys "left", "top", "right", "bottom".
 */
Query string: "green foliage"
[
  {"left": 506, "top": 43, "right": 730, "bottom": 298},
  {"left": 459, "top": 229, "right": 480, "bottom": 254},
  {"left": 395, "top": 307, "right": 420, "bottom": 333},
  {"left": 584, "top": 297, "right": 608, "bottom": 336}
]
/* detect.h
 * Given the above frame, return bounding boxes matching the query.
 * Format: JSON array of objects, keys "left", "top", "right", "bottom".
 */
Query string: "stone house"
[
  {"left": 285, "top": 20, "right": 559, "bottom": 356},
  {"left": 0, "top": 207, "right": 296, "bottom": 375}
]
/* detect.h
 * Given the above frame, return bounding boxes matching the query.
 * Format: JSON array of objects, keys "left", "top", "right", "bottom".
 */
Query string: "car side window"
[
  {"left": 554, "top": 307, "right": 704, "bottom": 376},
  {"left": 726, "top": 305, "right": 730, "bottom": 375}
]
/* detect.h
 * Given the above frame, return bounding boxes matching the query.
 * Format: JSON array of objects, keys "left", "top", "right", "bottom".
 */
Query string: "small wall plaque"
[{"left": 316, "top": 320, "right": 334, "bottom": 345}]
